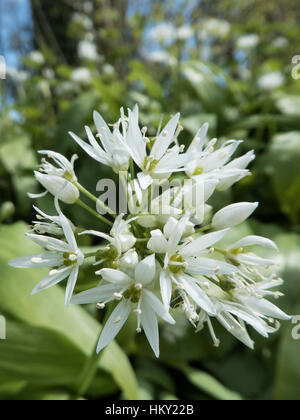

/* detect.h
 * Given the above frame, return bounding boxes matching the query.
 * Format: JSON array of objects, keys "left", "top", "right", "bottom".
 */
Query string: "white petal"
[
  {"left": 186, "top": 257, "right": 238, "bottom": 276},
  {"left": 179, "top": 274, "right": 216, "bottom": 316},
  {"left": 143, "top": 290, "right": 175, "bottom": 324},
  {"left": 151, "top": 113, "right": 180, "bottom": 161},
  {"left": 222, "top": 302, "right": 271, "bottom": 338},
  {"left": 135, "top": 254, "right": 156, "bottom": 285},
  {"left": 163, "top": 217, "right": 178, "bottom": 239},
  {"left": 65, "top": 266, "right": 79, "bottom": 306},
  {"left": 235, "top": 253, "right": 276, "bottom": 267},
  {"left": 98, "top": 269, "right": 132, "bottom": 285},
  {"left": 126, "top": 108, "right": 146, "bottom": 168},
  {"left": 238, "top": 296, "right": 291, "bottom": 321},
  {"left": 160, "top": 270, "right": 173, "bottom": 310},
  {"left": 34, "top": 172, "right": 79, "bottom": 204},
  {"left": 26, "top": 233, "right": 71, "bottom": 253},
  {"left": 180, "top": 229, "right": 230, "bottom": 257},
  {"left": 212, "top": 202, "right": 259, "bottom": 229},
  {"left": 167, "top": 213, "right": 190, "bottom": 255},
  {"left": 147, "top": 230, "right": 168, "bottom": 254},
  {"left": 54, "top": 198, "right": 78, "bottom": 250},
  {"left": 217, "top": 312, "right": 254, "bottom": 349},
  {"left": 97, "top": 300, "right": 131, "bottom": 353},
  {"left": 31, "top": 266, "right": 72, "bottom": 296},
  {"left": 140, "top": 297, "right": 160, "bottom": 358},
  {"left": 69, "top": 131, "right": 110, "bottom": 166},
  {"left": 28, "top": 191, "right": 48, "bottom": 199},
  {"left": 80, "top": 230, "right": 111, "bottom": 242},
  {"left": 85, "top": 125, "right": 111, "bottom": 163},
  {"left": 229, "top": 235, "right": 278, "bottom": 251},
  {"left": 137, "top": 172, "right": 153, "bottom": 190},
  {"left": 188, "top": 123, "right": 208, "bottom": 153},
  {"left": 9, "top": 253, "right": 63, "bottom": 269},
  {"left": 93, "top": 111, "right": 113, "bottom": 154},
  {"left": 71, "top": 284, "right": 121, "bottom": 304}
]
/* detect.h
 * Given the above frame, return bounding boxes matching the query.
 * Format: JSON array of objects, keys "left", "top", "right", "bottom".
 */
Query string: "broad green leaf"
[
  {"left": 186, "top": 368, "right": 243, "bottom": 401},
  {"left": 274, "top": 301, "right": 300, "bottom": 400},
  {"left": 264, "top": 132, "right": 300, "bottom": 223},
  {"left": 0, "top": 320, "right": 86, "bottom": 388},
  {"left": 0, "top": 222, "right": 138, "bottom": 400}
]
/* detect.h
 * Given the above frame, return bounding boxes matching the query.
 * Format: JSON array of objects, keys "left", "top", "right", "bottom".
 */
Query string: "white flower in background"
[
  {"left": 69, "top": 110, "right": 130, "bottom": 173},
  {"left": 72, "top": 254, "right": 175, "bottom": 357},
  {"left": 236, "top": 34, "right": 259, "bottom": 49},
  {"left": 28, "top": 51, "right": 45, "bottom": 65},
  {"left": 29, "top": 151, "right": 79, "bottom": 204},
  {"left": 9, "top": 199, "right": 84, "bottom": 305},
  {"left": 7, "top": 67, "right": 28, "bottom": 83},
  {"left": 200, "top": 19, "right": 230, "bottom": 39},
  {"left": 177, "top": 25, "right": 193, "bottom": 41},
  {"left": 102, "top": 64, "right": 115, "bottom": 75},
  {"left": 149, "top": 23, "right": 176, "bottom": 44},
  {"left": 258, "top": 72, "right": 285, "bottom": 91},
  {"left": 56, "top": 81, "right": 77, "bottom": 96},
  {"left": 72, "top": 13, "right": 93, "bottom": 30},
  {"left": 272, "top": 37, "right": 289, "bottom": 49},
  {"left": 147, "top": 50, "right": 177, "bottom": 67},
  {"left": 78, "top": 40, "right": 98, "bottom": 61},
  {"left": 71, "top": 67, "right": 92, "bottom": 84}
]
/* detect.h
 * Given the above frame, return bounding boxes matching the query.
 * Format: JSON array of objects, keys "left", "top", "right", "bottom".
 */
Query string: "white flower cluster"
[{"left": 9, "top": 106, "right": 290, "bottom": 357}]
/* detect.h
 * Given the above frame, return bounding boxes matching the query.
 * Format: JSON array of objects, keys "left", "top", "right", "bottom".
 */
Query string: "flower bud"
[
  {"left": 34, "top": 171, "right": 79, "bottom": 204},
  {"left": 212, "top": 202, "right": 259, "bottom": 229}
]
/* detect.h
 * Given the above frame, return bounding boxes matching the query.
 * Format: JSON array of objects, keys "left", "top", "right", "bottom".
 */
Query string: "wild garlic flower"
[
  {"left": 69, "top": 110, "right": 130, "bottom": 173},
  {"left": 147, "top": 214, "right": 237, "bottom": 312},
  {"left": 72, "top": 254, "right": 175, "bottom": 357},
  {"left": 9, "top": 199, "right": 84, "bottom": 305},
  {"left": 29, "top": 151, "right": 79, "bottom": 204},
  {"left": 80, "top": 215, "right": 136, "bottom": 269},
  {"left": 185, "top": 122, "right": 255, "bottom": 190},
  {"left": 9, "top": 105, "right": 290, "bottom": 357}
]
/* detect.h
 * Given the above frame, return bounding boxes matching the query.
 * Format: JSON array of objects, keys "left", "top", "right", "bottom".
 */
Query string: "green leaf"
[
  {"left": 186, "top": 368, "right": 243, "bottom": 401},
  {"left": 264, "top": 132, "right": 300, "bottom": 223},
  {"left": 0, "top": 222, "right": 138, "bottom": 400},
  {"left": 0, "top": 320, "right": 86, "bottom": 388},
  {"left": 274, "top": 301, "right": 300, "bottom": 400}
]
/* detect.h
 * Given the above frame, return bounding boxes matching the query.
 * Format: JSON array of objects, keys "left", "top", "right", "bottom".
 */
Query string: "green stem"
[
  {"left": 76, "top": 199, "right": 113, "bottom": 227},
  {"left": 135, "top": 237, "right": 150, "bottom": 243},
  {"left": 130, "top": 159, "right": 135, "bottom": 180},
  {"left": 194, "top": 224, "right": 212, "bottom": 234},
  {"left": 74, "top": 181, "right": 115, "bottom": 217},
  {"left": 76, "top": 333, "right": 102, "bottom": 397},
  {"left": 84, "top": 252, "right": 97, "bottom": 258},
  {"left": 214, "top": 247, "right": 227, "bottom": 256}
]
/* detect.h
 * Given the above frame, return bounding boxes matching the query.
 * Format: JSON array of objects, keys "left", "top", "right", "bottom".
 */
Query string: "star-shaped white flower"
[
  {"left": 72, "top": 254, "right": 175, "bottom": 357},
  {"left": 147, "top": 215, "right": 237, "bottom": 315},
  {"left": 9, "top": 199, "right": 84, "bottom": 305}
]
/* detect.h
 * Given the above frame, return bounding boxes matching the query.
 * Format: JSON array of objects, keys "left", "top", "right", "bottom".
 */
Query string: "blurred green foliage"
[{"left": 0, "top": 0, "right": 300, "bottom": 400}]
